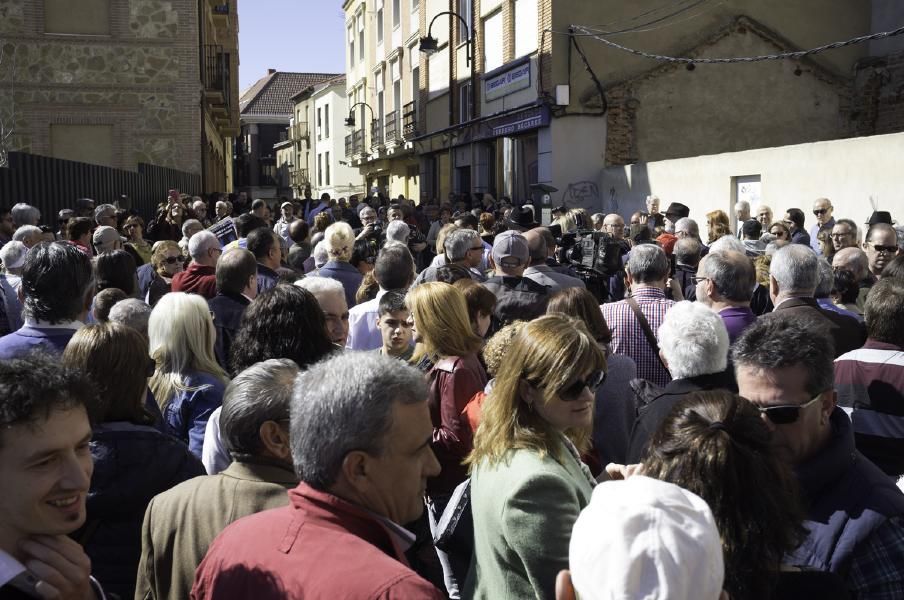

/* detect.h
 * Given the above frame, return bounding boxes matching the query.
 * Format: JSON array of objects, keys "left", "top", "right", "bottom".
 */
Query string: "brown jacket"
[{"left": 135, "top": 460, "right": 298, "bottom": 600}]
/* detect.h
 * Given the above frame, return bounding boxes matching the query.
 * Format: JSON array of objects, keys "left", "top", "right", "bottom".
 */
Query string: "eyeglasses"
[
  {"left": 813, "top": 209, "right": 829, "bottom": 216},
  {"left": 691, "top": 276, "right": 710, "bottom": 285},
  {"left": 771, "top": 230, "right": 787, "bottom": 237},
  {"left": 163, "top": 255, "right": 185, "bottom": 264},
  {"left": 757, "top": 392, "right": 823, "bottom": 425},
  {"left": 557, "top": 370, "right": 606, "bottom": 401},
  {"left": 869, "top": 243, "right": 898, "bottom": 254},
  {"left": 830, "top": 232, "right": 852, "bottom": 239},
  {"left": 469, "top": 246, "right": 483, "bottom": 251}
]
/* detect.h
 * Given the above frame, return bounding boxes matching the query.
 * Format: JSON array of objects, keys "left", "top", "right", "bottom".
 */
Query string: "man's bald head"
[
  {"left": 523, "top": 228, "right": 548, "bottom": 265},
  {"left": 833, "top": 247, "right": 869, "bottom": 281}
]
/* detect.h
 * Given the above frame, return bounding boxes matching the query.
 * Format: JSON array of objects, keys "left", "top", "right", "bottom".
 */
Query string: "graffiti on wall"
[{"left": 561, "top": 181, "right": 600, "bottom": 208}]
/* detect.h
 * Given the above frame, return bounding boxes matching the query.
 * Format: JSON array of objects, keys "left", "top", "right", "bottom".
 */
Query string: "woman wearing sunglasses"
[
  {"left": 464, "top": 314, "right": 605, "bottom": 600},
  {"left": 147, "top": 240, "right": 185, "bottom": 306}
]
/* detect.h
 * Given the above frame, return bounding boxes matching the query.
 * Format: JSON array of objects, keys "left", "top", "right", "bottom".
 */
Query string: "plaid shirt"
[
  {"left": 601, "top": 287, "right": 675, "bottom": 387},
  {"left": 846, "top": 516, "right": 904, "bottom": 599}
]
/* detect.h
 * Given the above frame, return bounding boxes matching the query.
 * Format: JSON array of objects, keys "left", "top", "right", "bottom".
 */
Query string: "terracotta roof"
[
  {"left": 240, "top": 71, "right": 342, "bottom": 116},
  {"left": 290, "top": 74, "right": 347, "bottom": 102}
]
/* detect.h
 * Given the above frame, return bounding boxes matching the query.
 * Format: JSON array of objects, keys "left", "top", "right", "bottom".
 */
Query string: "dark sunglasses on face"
[
  {"left": 870, "top": 244, "right": 898, "bottom": 254},
  {"left": 757, "top": 392, "right": 823, "bottom": 425},
  {"left": 163, "top": 255, "right": 185, "bottom": 265},
  {"left": 558, "top": 370, "right": 606, "bottom": 401},
  {"left": 813, "top": 209, "right": 829, "bottom": 216}
]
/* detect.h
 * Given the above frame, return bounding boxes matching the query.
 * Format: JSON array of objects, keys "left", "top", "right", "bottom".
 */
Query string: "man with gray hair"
[
  {"left": 10, "top": 202, "right": 40, "bottom": 227},
  {"left": 108, "top": 298, "right": 153, "bottom": 339},
  {"left": 601, "top": 244, "right": 675, "bottom": 386},
  {"left": 385, "top": 219, "right": 410, "bottom": 245},
  {"left": 770, "top": 244, "right": 865, "bottom": 357},
  {"left": 415, "top": 227, "right": 485, "bottom": 284},
  {"left": 172, "top": 229, "right": 221, "bottom": 299},
  {"left": 695, "top": 250, "right": 757, "bottom": 342},
  {"left": 192, "top": 352, "right": 444, "bottom": 599},
  {"left": 734, "top": 200, "right": 751, "bottom": 237},
  {"left": 624, "top": 300, "right": 734, "bottom": 462},
  {"left": 11, "top": 224, "right": 42, "bottom": 249},
  {"left": 296, "top": 276, "right": 349, "bottom": 347},
  {"left": 94, "top": 203, "right": 117, "bottom": 228},
  {"left": 138, "top": 359, "right": 300, "bottom": 600},
  {"left": 179, "top": 218, "right": 204, "bottom": 256}
]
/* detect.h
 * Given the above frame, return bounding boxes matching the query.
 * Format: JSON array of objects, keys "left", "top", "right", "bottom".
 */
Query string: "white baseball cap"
[{"left": 569, "top": 476, "right": 724, "bottom": 600}]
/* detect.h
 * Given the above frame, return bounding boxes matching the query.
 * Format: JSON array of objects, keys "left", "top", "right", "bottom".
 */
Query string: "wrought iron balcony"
[
  {"left": 385, "top": 110, "right": 399, "bottom": 144},
  {"left": 402, "top": 101, "right": 417, "bottom": 139},
  {"left": 203, "top": 45, "right": 230, "bottom": 110},
  {"left": 290, "top": 168, "right": 310, "bottom": 188},
  {"left": 290, "top": 122, "right": 309, "bottom": 143},
  {"left": 346, "top": 130, "right": 366, "bottom": 158},
  {"left": 371, "top": 118, "right": 384, "bottom": 149}
]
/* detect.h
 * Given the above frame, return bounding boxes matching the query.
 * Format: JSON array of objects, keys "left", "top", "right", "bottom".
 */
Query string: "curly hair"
[
  {"left": 229, "top": 284, "right": 336, "bottom": 376},
  {"left": 643, "top": 390, "right": 806, "bottom": 600}
]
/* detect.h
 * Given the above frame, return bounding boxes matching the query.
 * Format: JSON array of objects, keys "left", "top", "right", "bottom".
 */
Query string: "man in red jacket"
[
  {"left": 192, "top": 352, "right": 445, "bottom": 599},
  {"left": 172, "top": 230, "right": 222, "bottom": 299}
]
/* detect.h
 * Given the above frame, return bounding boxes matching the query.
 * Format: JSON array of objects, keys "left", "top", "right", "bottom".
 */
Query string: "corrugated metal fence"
[{"left": 0, "top": 152, "right": 201, "bottom": 221}]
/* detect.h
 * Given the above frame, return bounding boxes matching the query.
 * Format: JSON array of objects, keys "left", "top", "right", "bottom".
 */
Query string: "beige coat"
[{"left": 134, "top": 460, "right": 298, "bottom": 600}]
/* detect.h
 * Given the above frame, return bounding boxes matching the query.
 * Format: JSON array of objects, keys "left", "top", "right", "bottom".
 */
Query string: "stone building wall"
[{"left": 0, "top": 0, "right": 202, "bottom": 175}]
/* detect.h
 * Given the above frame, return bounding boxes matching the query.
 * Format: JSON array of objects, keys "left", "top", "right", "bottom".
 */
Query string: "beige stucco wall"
[{"left": 598, "top": 132, "right": 904, "bottom": 232}]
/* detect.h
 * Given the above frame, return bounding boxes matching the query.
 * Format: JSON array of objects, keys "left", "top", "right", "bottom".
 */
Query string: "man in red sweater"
[
  {"left": 172, "top": 230, "right": 222, "bottom": 299},
  {"left": 191, "top": 352, "right": 444, "bottom": 599}
]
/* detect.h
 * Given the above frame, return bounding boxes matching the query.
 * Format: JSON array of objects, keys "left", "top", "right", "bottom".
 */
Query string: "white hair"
[
  {"left": 313, "top": 240, "right": 329, "bottom": 269},
  {"left": 0, "top": 240, "right": 28, "bottom": 271},
  {"left": 181, "top": 218, "right": 203, "bottom": 238},
  {"left": 771, "top": 243, "right": 818, "bottom": 294},
  {"left": 708, "top": 235, "right": 746, "bottom": 255},
  {"left": 324, "top": 221, "right": 355, "bottom": 262},
  {"left": 11, "top": 203, "right": 40, "bottom": 226},
  {"left": 188, "top": 230, "right": 219, "bottom": 260},
  {"left": 295, "top": 276, "right": 344, "bottom": 298},
  {"left": 12, "top": 225, "right": 41, "bottom": 242},
  {"left": 735, "top": 200, "right": 750, "bottom": 211},
  {"left": 108, "top": 298, "right": 153, "bottom": 337},
  {"left": 385, "top": 220, "right": 410, "bottom": 244},
  {"left": 658, "top": 301, "right": 729, "bottom": 379}
]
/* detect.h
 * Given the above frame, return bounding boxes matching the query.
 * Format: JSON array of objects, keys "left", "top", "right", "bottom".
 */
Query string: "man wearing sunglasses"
[
  {"left": 809, "top": 198, "right": 835, "bottom": 255},
  {"left": 734, "top": 315, "right": 904, "bottom": 599},
  {"left": 863, "top": 223, "right": 901, "bottom": 280}
]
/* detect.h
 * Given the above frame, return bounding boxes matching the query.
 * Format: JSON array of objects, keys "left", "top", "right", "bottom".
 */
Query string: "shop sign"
[
  {"left": 484, "top": 105, "right": 550, "bottom": 138},
  {"left": 485, "top": 61, "right": 531, "bottom": 101}
]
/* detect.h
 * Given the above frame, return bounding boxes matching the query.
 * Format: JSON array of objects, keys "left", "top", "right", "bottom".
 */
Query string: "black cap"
[
  {"left": 866, "top": 211, "right": 895, "bottom": 226},
  {"left": 664, "top": 202, "right": 690, "bottom": 220}
]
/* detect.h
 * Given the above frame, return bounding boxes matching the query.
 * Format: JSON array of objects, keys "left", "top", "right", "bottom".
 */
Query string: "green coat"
[
  {"left": 135, "top": 460, "right": 298, "bottom": 600},
  {"left": 463, "top": 441, "right": 594, "bottom": 600}
]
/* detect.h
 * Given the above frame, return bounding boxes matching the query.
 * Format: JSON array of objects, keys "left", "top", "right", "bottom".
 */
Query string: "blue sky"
[{"left": 237, "top": 1, "right": 346, "bottom": 93}]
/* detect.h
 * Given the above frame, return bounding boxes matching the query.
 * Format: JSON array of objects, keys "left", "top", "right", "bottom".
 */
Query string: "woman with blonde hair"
[
  {"left": 464, "top": 314, "right": 605, "bottom": 600},
  {"left": 706, "top": 209, "right": 732, "bottom": 244},
  {"left": 316, "top": 220, "right": 362, "bottom": 308},
  {"left": 147, "top": 239, "right": 184, "bottom": 306},
  {"left": 149, "top": 292, "right": 229, "bottom": 458}
]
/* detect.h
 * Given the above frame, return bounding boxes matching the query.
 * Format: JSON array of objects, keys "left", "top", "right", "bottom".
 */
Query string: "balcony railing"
[
  {"left": 346, "top": 130, "right": 366, "bottom": 158},
  {"left": 402, "top": 101, "right": 417, "bottom": 139},
  {"left": 290, "top": 168, "right": 309, "bottom": 188},
  {"left": 202, "top": 45, "right": 230, "bottom": 109},
  {"left": 385, "top": 110, "right": 399, "bottom": 144},
  {"left": 290, "top": 122, "right": 309, "bottom": 143},
  {"left": 371, "top": 118, "right": 384, "bottom": 149}
]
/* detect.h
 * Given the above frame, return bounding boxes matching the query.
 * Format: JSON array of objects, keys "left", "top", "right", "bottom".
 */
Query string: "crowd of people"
[{"left": 0, "top": 189, "right": 903, "bottom": 600}]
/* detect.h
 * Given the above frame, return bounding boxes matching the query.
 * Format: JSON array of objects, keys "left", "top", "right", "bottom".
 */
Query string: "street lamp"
[
  {"left": 420, "top": 11, "right": 471, "bottom": 66},
  {"left": 344, "top": 101, "right": 376, "bottom": 128}
]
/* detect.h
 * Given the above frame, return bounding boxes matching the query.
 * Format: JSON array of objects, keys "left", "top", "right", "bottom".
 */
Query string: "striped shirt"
[
  {"left": 835, "top": 340, "right": 904, "bottom": 476},
  {"left": 601, "top": 287, "right": 675, "bottom": 387}
]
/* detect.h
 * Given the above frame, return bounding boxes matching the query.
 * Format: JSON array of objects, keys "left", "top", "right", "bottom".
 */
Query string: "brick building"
[{"left": 0, "top": 0, "right": 239, "bottom": 194}]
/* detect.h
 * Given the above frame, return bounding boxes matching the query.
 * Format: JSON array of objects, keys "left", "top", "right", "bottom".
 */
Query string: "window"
[
  {"left": 459, "top": 82, "right": 471, "bottom": 122},
  {"left": 317, "top": 107, "right": 322, "bottom": 139},
  {"left": 457, "top": 0, "right": 472, "bottom": 45},
  {"left": 45, "top": 0, "right": 110, "bottom": 34},
  {"left": 51, "top": 124, "right": 113, "bottom": 167},
  {"left": 348, "top": 24, "right": 355, "bottom": 68},
  {"left": 393, "top": 0, "right": 401, "bottom": 28},
  {"left": 514, "top": 0, "right": 538, "bottom": 58},
  {"left": 483, "top": 11, "right": 503, "bottom": 72},
  {"left": 376, "top": 0, "right": 384, "bottom": 45},
  {"left": 317, "top": 154, "right": 323, "bottom": 186},
  {"left": 357, "top": 13, "right": 365, "bottom": 62},
  {"left": 324, "top": 104, "right": 330, "bottom": 139},
  {"left": 326, "top": 152, "right": 331, "bottom": 186},
  {"left": 428, "top": 48, "right": 449, "bottom": 95}
]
